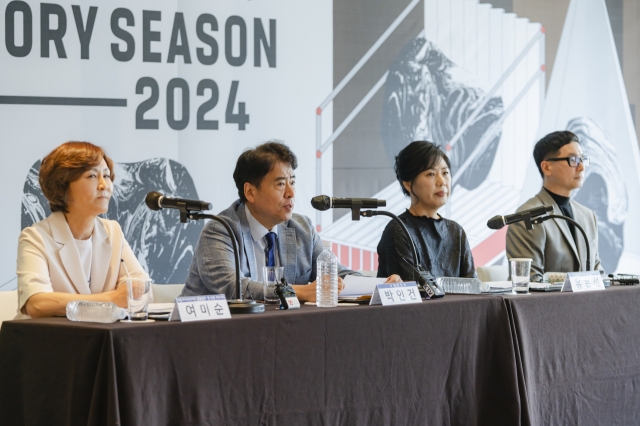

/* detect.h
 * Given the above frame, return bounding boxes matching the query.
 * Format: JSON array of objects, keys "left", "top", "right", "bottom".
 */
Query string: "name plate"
[
  {"left": 170, "top": 295, "right": 232, "bottom": 321},
  {"left": 561, "top": 271, "right": 606, "bottom": 293},
  {"left": 370, "top": 282, "right": 422, "bottom": 306},
  {"left": 281, "top": 296, "right": 300, "bottom": 310}
]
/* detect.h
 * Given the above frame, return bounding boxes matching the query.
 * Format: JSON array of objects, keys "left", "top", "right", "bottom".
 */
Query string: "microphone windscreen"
[
  {"left": 486, "top": 215, "right": 505, "bottom": 230},
  {"left": 311, "top": 195, "right": 331, "bottom": 211},
  {"left": 145, "top": 191, "right": 163, "bottom": 211}
]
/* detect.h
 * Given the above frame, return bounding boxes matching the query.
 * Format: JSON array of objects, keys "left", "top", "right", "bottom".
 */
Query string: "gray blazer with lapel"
[
  {"left": 182, "top": 200, "right": 356, "bottom": 299},
  {"left": 505, "top": 188, "right": 603, "bottom": 281}
]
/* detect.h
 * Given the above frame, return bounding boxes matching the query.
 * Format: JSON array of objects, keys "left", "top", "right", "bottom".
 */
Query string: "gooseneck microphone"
[
  {"left": 145, "top": 191, "right": 212, "bottom": 212},
  {"left": 486, "top": 205, "right": 554, "bottom": 230},
  {"left": 144, "top": 190, "right": 264, "bottom": 314},
  {"left": 310, "top": 194, "right": 443, "bottom": 300},
  {"left": 486, "top": 206, "right": 591, "bottom": 271},
  {"left": 310, "top": 195, "right": 386, "bottom": 211}
]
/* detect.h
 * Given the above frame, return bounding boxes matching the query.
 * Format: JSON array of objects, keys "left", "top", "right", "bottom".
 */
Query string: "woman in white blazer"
[{"left": 16, "top": 142, "right": 149, "bottom": 318}]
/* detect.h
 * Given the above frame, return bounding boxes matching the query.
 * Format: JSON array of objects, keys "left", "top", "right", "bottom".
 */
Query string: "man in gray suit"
[
  {"left": 182, "top": 141, "right": 399, "bottom": 302},
  {"left": 506, "top": 131, "right": 603, "bottom": 282}
]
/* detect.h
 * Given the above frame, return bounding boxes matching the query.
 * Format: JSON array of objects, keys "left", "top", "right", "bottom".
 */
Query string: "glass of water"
[
  {"left": 510, "top": 258, "right": 532, "bottom": 294},
  {"left": 126, "top": 278, "right": 152, "bottom": 320},
  {"left": 262, "top": 266, "right": 284, "bottom": 304}
]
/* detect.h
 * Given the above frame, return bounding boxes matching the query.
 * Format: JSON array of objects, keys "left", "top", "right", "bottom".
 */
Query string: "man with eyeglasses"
[{"left": 506, "top": 131, "right": 603, "bottom": 281}]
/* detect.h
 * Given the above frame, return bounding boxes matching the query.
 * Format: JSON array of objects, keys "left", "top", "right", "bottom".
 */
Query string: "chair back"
[
  {"left": 0, "top": 291, "right": 18, "bottom": 325},
  {"left": 151, "top": 284, "right": 185, "bottom": 303},
  {"left": 476, "top": 266, "right": 509, "bottom": 282}
]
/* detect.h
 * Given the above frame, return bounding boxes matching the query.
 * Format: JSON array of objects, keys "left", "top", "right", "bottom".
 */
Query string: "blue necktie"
[{"left": 265, "top": 232, "right": 277, "bottom": 267}]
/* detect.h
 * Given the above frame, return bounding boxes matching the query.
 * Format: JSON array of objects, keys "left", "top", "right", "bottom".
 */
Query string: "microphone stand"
[
  {"left": 527, "top": 214, "right": 591, "bottom": 272},
  {"left": 358, "top": 210, "right": 419, "bottom": 269},
  {"left": 180, "top": 208, "right": 265, "bottom": 314},
  {"left": 358, "top": 209, "right": 444, "bottom": 298}
]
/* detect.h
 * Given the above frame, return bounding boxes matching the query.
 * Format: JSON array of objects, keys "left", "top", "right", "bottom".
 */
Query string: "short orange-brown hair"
[{"left": 39, "top": 141, "right": 115, "bottom": 213}]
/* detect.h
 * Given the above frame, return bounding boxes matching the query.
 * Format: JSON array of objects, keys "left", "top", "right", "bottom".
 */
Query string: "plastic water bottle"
[
  {"left": 436, "top": 277, "right": 483, "bottom": 294},
  {"left": 66, "top": 301, "right": 127, "bottom": 323},
  {"left": 316, "top": 240, "right": 338, "bottom": 307}
]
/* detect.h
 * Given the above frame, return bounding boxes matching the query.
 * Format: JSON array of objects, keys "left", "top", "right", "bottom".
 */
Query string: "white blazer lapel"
[
  {"left": 49, "top": 212, "right": 91, "bottom": 295},
  {"left": 90, "top": 218, "right": 112, "bottom": 294}
]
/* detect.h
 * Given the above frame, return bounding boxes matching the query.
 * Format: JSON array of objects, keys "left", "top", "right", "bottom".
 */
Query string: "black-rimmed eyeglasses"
[{"left": 545, "top": 155, "right": 590, "bottom": 167}]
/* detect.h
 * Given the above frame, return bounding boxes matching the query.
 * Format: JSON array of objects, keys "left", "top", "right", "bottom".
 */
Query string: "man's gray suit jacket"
[
  {"left": 505, "top": 188, "right": 603, "bottom": 281},
  {"left": 182, "top": 200, "right": 356, "bottom": 299}
]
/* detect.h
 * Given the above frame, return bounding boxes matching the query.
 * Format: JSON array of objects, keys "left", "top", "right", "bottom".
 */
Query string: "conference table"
[
  {"left": 1, "top": 286, "right": 640, "bottom": 425},
  {"left": 503, "top": 285, "right": 640, "bottom": 425}
]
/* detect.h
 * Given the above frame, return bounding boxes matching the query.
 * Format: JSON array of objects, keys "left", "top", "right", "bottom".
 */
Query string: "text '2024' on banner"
[{"left": 4, "top": 2, "right": 277, "bottom": 131}]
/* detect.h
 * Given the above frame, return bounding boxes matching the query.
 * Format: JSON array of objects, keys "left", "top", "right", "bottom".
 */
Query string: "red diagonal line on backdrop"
[{"left": 471, "top": 227, "right": 508, "bottom": 266}]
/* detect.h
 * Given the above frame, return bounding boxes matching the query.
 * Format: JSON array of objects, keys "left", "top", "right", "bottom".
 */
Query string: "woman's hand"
[
  {"left": 384, "top": 274, "right": 402, "bottom": 283},
  {"left": 25, "top": 284, "right": 130, "bottom": 318},
  {"left": 110, "top": 284, "right": 129, "bottom": 308}
]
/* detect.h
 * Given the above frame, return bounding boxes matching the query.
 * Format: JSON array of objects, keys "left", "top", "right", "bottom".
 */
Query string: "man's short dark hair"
[
  {"left": 233, "top": 141, "right": 298, "bottom": 202},
  {"left": 394, "top": 141, "right": 451, "bottom": 197},
  {"left": 533, "top": 131, "right": 580, "bottom": 177}
]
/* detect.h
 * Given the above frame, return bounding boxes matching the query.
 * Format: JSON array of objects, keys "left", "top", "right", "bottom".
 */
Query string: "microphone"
[
  {"left": 145, "top": 191, "right": 212, "bottom": 212},
  {"left": 399, "top": 257, "right": 445, "bottom": 299},
  {"left": 311, "top": 195, "right": 386, "bottom": 211},
  {"left": 487, "top": 205, "right": 554, "bottom": 230}
]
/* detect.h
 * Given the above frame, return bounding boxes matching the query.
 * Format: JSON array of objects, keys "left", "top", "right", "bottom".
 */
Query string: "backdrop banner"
[
  {"left": 322, "top": 0, "right": 545, "bottom": 271},
  {"left": 520, "top": 0, "right": 640, "bottom": 274},
  {"left": 1, "top": 0, "right": 637, "bottom": 290},
  {"left": 320, "top": 0, "right": 637, "bottom": 276},
  {"left": 0, "top": 0, "right": 332, "bottom": 288}
]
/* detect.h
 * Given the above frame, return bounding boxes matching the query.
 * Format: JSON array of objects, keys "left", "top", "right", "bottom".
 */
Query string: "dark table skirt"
[
  {"left": 504, "top": 285, "right": 640, "bottom": 426},
  {"left": 0, "top": 295, "right": 520, "bottom": 426}
]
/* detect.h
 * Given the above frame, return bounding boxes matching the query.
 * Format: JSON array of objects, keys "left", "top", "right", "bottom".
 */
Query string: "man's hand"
[
  {"left": 291, "top": 284, "right": 315, "bottom": 302},
  {"left": 292, "top": 277, "right": 346, "bottom": 303},
  {"left": 384, "top": 274, "right": 402, "bottom": 283}
]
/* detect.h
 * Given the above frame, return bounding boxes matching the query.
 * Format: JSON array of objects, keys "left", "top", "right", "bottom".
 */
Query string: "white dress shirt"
[
  {"left": 74, "top": 236, "right": 93, "bottom": 286},
  {"left": 244, "top": 204, "right": 279, "bottom": 283}
]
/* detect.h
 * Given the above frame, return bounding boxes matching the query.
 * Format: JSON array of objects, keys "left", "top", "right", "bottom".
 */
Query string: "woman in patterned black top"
[{"left": 377, "top": 141, "right": 476, "bottom": 280}]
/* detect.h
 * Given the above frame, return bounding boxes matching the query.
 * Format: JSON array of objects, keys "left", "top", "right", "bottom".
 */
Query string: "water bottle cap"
[
  {"left": 321, "top": 240, "right": 332, "bottom": 250},
  {"left": 116, "top": 308, "right": 127, "bottom": 319}
]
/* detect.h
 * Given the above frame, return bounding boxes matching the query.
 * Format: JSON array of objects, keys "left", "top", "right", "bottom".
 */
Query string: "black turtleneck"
[{"left": 544, "top": 187, "right": 577, "bottom": 241}]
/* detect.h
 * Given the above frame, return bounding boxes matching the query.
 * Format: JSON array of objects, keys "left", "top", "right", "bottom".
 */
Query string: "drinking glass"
[
  {"left": 262, "top": 266, "right": 284, "bottom": 304},
  {"left": 510, "top": 258, "right": 532, "bottom": 294},
  {"left": 126, "top": 278, "right": 152, "bottom": 320}
]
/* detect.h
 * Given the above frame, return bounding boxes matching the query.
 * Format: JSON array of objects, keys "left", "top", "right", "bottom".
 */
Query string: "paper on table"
[
  {"left": 478, "top": 281, "right": 513, "bottom": 294},
  {"left": 484, "top": 281, "right": 513, "bottom": 288},
  {"left": 341, "top": 275, "right": 387, "bottom": 297},
  {"left": 148, "top": 303, "right": 175, "bottom": 314}
]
